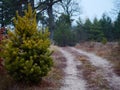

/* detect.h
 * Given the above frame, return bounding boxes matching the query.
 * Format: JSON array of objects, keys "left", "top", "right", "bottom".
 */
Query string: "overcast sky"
[
  {"left": 35, "top": 0, "right": 115, "bottom": 21},
  {"left": 79, "top": 0, "right": 114, "bottom": 21}
]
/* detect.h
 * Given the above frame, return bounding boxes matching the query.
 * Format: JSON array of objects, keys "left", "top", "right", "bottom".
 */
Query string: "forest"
[
  {"left": 0, "top": 0, "right": 120, "bottom": 46},
  {"left": 0, "top": 0, "right": 120, "bottom": 90}
]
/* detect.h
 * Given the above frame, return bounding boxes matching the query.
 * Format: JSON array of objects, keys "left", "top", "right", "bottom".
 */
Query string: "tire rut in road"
[
  {"left": 70, "top": 47, "right": 120, "bottom": 90},
  {"left": 58, "top": 47, "right": 87, "bottom": 90},
  {"left": 65, "top": 47, "right": 111, "bottom": 90}
]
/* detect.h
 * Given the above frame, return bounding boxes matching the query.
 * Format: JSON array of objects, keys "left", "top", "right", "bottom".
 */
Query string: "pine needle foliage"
[{"left": 0, "top": 4, "right": 53, "bottom": 83}]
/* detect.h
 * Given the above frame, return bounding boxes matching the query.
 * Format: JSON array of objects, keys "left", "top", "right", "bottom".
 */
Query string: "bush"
[
  {"left": 0, "top": 4, "right": 53, "bottom": 83},
  {"left": 101, "top": 37, "right": 107, "bottom": 45}
]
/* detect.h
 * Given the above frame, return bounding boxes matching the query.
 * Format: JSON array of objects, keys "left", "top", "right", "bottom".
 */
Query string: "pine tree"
[
  {"left": 54, "top": 14, "right": 76, "bottom": 46},
  {"left": 0, "top": 4, "right": 53, "bottom": 83},
  {"left": 100, "top": 14, "right": 114, "bottom": 41},
  {"left": 114, "top": 12, "right": 120, "bottom": 40},
  {"left": 90, "top": 17, "right": 104, "bottom": 42}
]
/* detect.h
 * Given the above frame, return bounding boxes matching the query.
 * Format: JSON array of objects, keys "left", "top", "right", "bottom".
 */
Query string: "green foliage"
[
  {"left": 114, "top": 12, "right": 120, "bottom": 40},
  {"left": 0, "top": 0, "right": 34, "bottom": 25},
  {"left": 101, "top": 37, "right": 107, "bottom": 45},
  {"left": 75, "top": 18, "right": 88, "bottom": 42},
  {"left": 83, "top": 18, "right": 92, "bottom": 41},
  {"left": 0, "top": 4, "right": 53, "bottom": 83},
  {"left": 54, "top": 14, "right": 76, "bottom": 46},
  {"left": 83, "top": 18, "right": 104, "bottom": 42},
  {"left": 0, "top": 0, "right": 19, "bottom": 25},
  {"left": 90, "top": 18, "right": 104, "bottom": 41},
  {"left": 54, "top": 26, "right": 76, "bottom": 46},
  {"left": 74, "top": 13, "right": 120, "bottom": 42},
  {"left": 100, "top": 14, "right": 114, "bottom": 41},
  {"left": 53, "top": 11, "right": 120, "bottom": 43}
]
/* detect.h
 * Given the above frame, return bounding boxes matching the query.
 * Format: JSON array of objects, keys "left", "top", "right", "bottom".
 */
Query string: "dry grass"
[
  {"left": 76, "top": 42, "right": 120, "bottom": 76},
  {"left": 0, "top": 73, "right": 14, "bottom": 90},
  {"left": 111, "top": 45, "right": 120, "bottom": 76},
  {"left": 65, "top": 47, "right": 110, "bottom": 90},
  {"left": 78, "top": 56, "right": 110, "bottom": 90}
]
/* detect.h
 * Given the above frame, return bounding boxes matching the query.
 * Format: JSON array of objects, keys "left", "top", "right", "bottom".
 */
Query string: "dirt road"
[
  {"left": 58, "top": 47, "right": 87, "bottom": 90},
  {"left": 54, "top": 46, "right": 120, "bottom": 90}
]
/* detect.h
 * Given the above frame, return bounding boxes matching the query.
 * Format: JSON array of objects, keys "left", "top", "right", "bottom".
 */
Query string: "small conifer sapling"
[{"left": 0, "top": 4, "right": 53, "bottom": 83}]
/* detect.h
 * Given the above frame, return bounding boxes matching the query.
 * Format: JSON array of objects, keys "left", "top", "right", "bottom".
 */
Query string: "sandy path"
[
  {"left": 71, "top": 47, "right": 120, "bottom": 90},
  {"left": 58, "top": 47, "right": 87, "bottom": 90}
]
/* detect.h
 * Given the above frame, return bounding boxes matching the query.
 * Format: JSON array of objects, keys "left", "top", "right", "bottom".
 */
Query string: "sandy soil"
[
  {"left": 71, "top": 47, "right": 120, "bottom": 90},
  {"left": 57, "top": 47, "right": 87, "bottom": 90},
  {"left": 54, "top": 45, "right": 120, "bottom": 90}
]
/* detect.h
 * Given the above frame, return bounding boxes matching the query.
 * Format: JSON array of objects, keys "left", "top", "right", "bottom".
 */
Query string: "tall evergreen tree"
[
  {"left": 90, "top": 17, "right": 104, "bottom": 41},
  {"left": 54, "top": 14, "right": 76, "bottom": 46},
  {"left": 100, "top": 14, "right": 114, "bottom": 41},
  {"left": 114, "top": 12, "right": 120, "bottom": 40},
  {"left": 75, "top": 18, "right": 88, "bottom": 42},
  {"left": 84, "top": 18, "right": 92, "bottom": 41}
]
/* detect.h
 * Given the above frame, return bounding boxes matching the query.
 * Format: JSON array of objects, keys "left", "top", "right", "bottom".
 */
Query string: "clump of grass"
[
  {"left": 114, "top": 62, "right": 120, "bottom": 76},
  {"left": 76, "top": 42, "right": 120, "bottom": 77},
  {"left": 78, "top": 56, "right": 110, "bottom": 90},
  {"left": 110, "top": 42, "right": 120, "bottom": 76}
]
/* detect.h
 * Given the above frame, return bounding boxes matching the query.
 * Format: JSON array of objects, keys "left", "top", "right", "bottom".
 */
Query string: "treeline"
[
  {"left": 0, "top": 0, "right": 120, "bottom": 47},
  {"left": 53, "top": 13, "right": 120, "bottom": 46}
]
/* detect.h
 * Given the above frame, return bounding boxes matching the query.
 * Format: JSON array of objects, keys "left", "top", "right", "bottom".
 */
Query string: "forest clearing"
[
  {"left": 53, "top": 42, "right": 120, "bottom": 90},
  {"left": 0, "top": 0, "right": 120, "bottom": 90}
]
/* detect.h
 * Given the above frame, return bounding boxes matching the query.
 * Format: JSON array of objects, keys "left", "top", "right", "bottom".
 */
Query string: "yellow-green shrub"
[
  {"left": 101, "top": 37, "right": 107, "bottom": 45},
  {"left": 0, "top": 4, "right": 53, "bottom": 83}
]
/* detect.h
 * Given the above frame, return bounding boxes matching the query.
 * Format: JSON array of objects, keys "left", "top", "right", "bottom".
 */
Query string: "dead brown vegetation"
[{"left": 75, "top": 42, "right": 120, "bottom": 76}]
